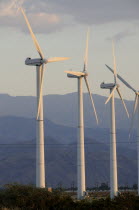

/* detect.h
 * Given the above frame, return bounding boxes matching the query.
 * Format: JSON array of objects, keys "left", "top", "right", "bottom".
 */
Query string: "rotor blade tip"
[{"left": 66, "top": 57, "right": 70, "bottom": 60}]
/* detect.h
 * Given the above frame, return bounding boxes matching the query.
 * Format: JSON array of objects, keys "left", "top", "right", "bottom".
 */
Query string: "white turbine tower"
[
  {"left": 21, "top": 8, "right": 69, "bottom": 188},
  {"left": 65, "top": 29, "right": 98, "bottom": 199},
  {"left": 105, "top": 64, "right": 139, "bottom": 195},
  {"left": 100, "top": 42, "right": 129, "bottom": 198}
]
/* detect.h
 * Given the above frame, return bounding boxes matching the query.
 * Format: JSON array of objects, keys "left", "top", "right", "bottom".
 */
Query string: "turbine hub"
[{"left": 84, "top": 71, "right": 88, "bottom": 76}]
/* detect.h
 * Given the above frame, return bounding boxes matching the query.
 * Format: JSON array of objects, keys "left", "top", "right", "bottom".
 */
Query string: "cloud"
[
  {"left": 0, "top": 0, "right": 18, "bottom": 17},
  {"left": 0, "top": 0, "right": 139, "bottom": 33},
  {"left": 0, "top": 0, "right": 71, "bottom": 33},
  {"left": 107, "top": 29, "right": 135, "bottom": 42},
  {"left": 22, "top": 12, "right": 67, "bottom": 34},
  {"left": 34, "top": 0, "right": 139, "bottom": 24}
]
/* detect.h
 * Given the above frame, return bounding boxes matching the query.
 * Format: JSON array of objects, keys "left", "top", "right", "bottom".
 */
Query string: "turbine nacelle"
[
  {"left": 67, "top": 72, "right": 88, "bottom": 78},
  {"left": 25, "top": 57, "right": 69, "bottom": 67},
  {"left": 67, "top": 73, "right": 80, "bottom": 78},
  {"left": 100, "top": 82, "right": 119, "bottom": 89},
  {"left": 25, "top": 58, "right": 45, "bottom": 66}
]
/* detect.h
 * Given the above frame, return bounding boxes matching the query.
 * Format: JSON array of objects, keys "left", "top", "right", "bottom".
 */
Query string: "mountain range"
[
  {"left": 0, "top": 93, "right": 137, "bottom": 188},
  {"left": 0, "top": 93, "right": 135, "bottom": 129}
]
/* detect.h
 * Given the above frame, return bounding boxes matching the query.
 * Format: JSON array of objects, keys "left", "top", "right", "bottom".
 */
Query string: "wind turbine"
[
  {"left": 100, "top": 42, "right": 129, "bottom": 198},
  {"left": 65, "top": 29, "right": 98, "bottom": 199},
  {"left": 20, "top": 8, "right": 69, "bottom": 188},
  {"left": 105, "top": 63, "right": 139, "bottom": 195}
]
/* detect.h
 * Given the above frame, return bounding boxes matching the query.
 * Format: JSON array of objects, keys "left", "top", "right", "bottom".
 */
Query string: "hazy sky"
[{"left": 0, "top": 0, "right": 139, "bottom": 100}]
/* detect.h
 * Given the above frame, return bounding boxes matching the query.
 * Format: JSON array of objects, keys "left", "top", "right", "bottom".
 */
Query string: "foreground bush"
[
  {"left": 0, "top": 184, "right": 75, "bottom": 210},
  {"left": 0, "top": 184, "right": 139, "bottom": 209}
]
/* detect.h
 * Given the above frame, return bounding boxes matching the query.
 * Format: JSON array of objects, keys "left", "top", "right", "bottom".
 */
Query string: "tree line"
[{"left": 0, "top": 184, "right": 139, "bottom": 209}]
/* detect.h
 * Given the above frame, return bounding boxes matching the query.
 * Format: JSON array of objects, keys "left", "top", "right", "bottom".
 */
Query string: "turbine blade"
[
  {"left": 84, "top": 77, "right": 98, "bottom": 124},
  {"left": 112, "top": 40, "right": 117, "bottom": 83},
  {"left": 37, "top": 65, "right": 44, "bottom": 120},
  {"left": 83, "top": 28, "right": 89, "bottom": 72},
  {"left": 105, "top": 86, "right": 117, "bottom": 104},
  {"left": 8, "top": 0, "right": 18, "bottom": 10},
  {"left": 129, "top": 95, "right": 138, "bottom": 138},
  {"left": 47, "top": 57, "right": 70, "bottom": 63},
  {"left": 116, "top": 88, "right": 129, "bottom": 118},
  {"left": 65, "top": 71, "right": 86, "bottom": 76},
  {"left": 20, "top": 8, "right": 44, "bottom": 59},
  {"left": 105, "top": 65, "right": 137, "bottom": 93}
]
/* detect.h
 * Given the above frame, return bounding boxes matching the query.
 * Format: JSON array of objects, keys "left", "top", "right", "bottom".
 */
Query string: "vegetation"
[{"left": 0, "top": 184, "right": 139, "bottom": 209}]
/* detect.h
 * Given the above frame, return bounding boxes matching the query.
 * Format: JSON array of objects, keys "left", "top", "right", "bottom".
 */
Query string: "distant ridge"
[
  {"left": 0, "top": 93, "right": 134, "bottom": 129},
  {"left": 0, "top": 93, "right": 137, "bottom": 187}
]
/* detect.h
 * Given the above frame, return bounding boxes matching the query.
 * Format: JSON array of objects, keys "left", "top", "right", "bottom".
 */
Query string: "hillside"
[
  {"left": 0, "top": 93, "right": 134, "bottom": 129},
  {"left": 0, "top": 136, "right": 137, "bottom": 188},
  {"left": 0, "top": 92, "right": 137, "bottom": 188}
]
